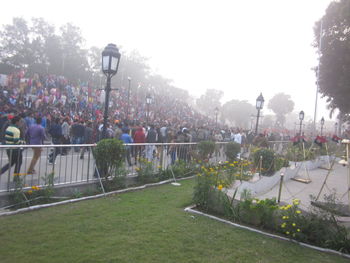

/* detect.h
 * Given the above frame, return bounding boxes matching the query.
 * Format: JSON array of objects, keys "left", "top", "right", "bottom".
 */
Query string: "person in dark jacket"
[
  {"left": 145, "top": 125, "right": 157, "bottom": 161},
  {"left": 48, "top": 117, "right": 63, "bottom": 164},
  {"left": 80, "top": 121, "right": 93, "bottom": 159}
]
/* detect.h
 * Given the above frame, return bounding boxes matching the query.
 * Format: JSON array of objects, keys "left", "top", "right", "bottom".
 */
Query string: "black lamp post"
[
  {"left": 255, "top": 93, "right": 264, "bottom": 135},
  {"left": 214, "top": 107, "right": 219, "bottom": 128},
  {"left": 146, "top": 94, "right": 152, "bottom": 126},
  {"left": 335, "top": 122, "right": 338, "bottom": 136},
  {"left": 298, "top": 110, "right": 305, "bottom": 136},
  {"left": 101, "top": 43, "right": 121, "bottom": 139},
  {"left": 127, "top": 76, "right": 131, "bottom": 121},
  {"left": 320, "top": 117, "right": 325, "bottom": 136}
]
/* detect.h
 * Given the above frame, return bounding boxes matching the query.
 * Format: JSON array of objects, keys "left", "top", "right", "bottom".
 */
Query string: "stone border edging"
[
  {"left": 0, "top": 176, "right": 195, "bottom": 217},
  {"left": 184, "top": 205, "right": 350, "bottom": 259}
]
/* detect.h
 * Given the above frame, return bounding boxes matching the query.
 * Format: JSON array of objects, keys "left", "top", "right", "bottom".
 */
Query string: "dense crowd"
[{"left": 0, "top": 70, "right": 258, "bottom": 145}]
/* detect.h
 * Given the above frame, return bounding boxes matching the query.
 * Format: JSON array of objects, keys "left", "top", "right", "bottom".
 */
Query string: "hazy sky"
[{"left": 0, "top": 0, "right": 334, "bottom": 122}]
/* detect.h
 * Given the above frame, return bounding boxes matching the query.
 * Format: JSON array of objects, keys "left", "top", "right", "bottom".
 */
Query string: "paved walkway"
[{"left": 256, "top": 163, "right": 349, "bottom": 211}]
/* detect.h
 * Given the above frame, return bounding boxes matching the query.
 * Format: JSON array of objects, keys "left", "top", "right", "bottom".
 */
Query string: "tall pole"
[
  {"left": 127, "top": 77, "right": 131, "bottom": 121},
  {"left": 255, "top": 109, "right": 260, "bottom": 135},
  {"left": 321, "top": 123, "right": 324, "bottom": 136},
  {"left": 215, "top": 112, "right": 218, "bottom": 128},
  {"left": 314, "top": 19, "right": 323, "bottom": 132},
  {"left": 146, "top": 103, "right": 149, "bottom": 126},
  {"left": 102, "top": 76, "right": 111, "bottom": 139},
  {"left": 299, "top": 119, "right": 303, "bottom": 136}
]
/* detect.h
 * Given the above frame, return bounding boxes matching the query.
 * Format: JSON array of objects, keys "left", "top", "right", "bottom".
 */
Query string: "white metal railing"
[{"left": 0, "top": 142, "right": 230, "bottom": 192}]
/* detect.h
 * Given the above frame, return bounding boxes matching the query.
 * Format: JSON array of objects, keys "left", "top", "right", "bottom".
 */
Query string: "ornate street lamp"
[
  {"left": 214, "top": 107, "right": 219, "bottom": 128},
  {"left": 101, "top": 43, "right": 121, "bottom": 139},
  {"left": 146, "top": 94, "right": 152, "bottom": 126},
  {"left": 320, "top": 117, "right": 325, "bottom": 136},
  {"left": 127, "top": 77, "right": 131, "bottom": 121},
  {"left": 255, "top": 93, "right": 264, "bottom": 135},
  {"left": 298, "top": 110, "right": 305, "bottom": 136}
]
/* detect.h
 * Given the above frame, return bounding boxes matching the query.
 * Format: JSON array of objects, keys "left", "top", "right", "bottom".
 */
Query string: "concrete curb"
[{"left": 184, "top": 205, "right": 350, "bottom": 259}]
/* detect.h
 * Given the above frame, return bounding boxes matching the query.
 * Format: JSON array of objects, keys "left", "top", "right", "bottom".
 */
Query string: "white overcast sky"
[{"left": 0, "top": 0, "right": 334, "bottom": 121}]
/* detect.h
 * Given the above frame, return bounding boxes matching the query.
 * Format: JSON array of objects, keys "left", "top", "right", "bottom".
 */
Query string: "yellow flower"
[
  {"left": 217, "top": 184, "right": 223, "bottom": 191},
  {"left": 297, "top": 229, "right": 301, "bottom": 232},
  {"left": 157, "top": 165, "right": 162, "bottom": 169},
  {"left": 196, "top": 173, "right": 202, "bottom": 177},
  {"left": 31, "top": 185, "right": 40, "bottom": 191},
  {"left": 286, "top": 231, "right": 290, "bottom": 235},
  {"left": 229, "top": 164, "right": 234, "bottom": 167},
  {"left": 282, "top": 216, "right": 289, "bottom": 220},
  {"left": 279, "top": 206, "right": 285, "bottom": 210},
  {"left": 296, "top": 210, "right": 301, "bottom": 214},
  {"left": 27, "top": 190, "right": 33, "bottom": 195},
  {"left": 225, "top": 161, "right": 229, "bottom": 163},
  {"left": 281, "top": 223, "right": 286, "bottom": 228},
  {"left": 293, "top": 199, "right": 300, "bottom": 205},
  {"left": 292, "top": 223, "right": 296, "bottom": 227},
  {"left": 135, "top": 167, "right": 140, "bottom": 171}
]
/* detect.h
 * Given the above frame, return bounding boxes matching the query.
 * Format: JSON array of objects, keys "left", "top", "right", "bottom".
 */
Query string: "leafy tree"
[
  {"left": 221, "top": 99, "right": 255, "bottom": 128},
  {"left": 59, "top": 23, "right": 89, "bottom": 82},
  {"left": 267, "top": 93, "right": 294, "bottom": 127},
  {"left": 196, "top": 89, "right": 223, "bottom": 117},
  {"left": 314, "top": 0, "right": 350, "bottom": 115}
]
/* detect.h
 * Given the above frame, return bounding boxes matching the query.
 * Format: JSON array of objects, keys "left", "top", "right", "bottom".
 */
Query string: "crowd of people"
[
  {"left": 0, "top": 70, "right": 260, "bottom": 174},
  {"left": 1, "top": 70, "right": 342, "bottom": 175}
]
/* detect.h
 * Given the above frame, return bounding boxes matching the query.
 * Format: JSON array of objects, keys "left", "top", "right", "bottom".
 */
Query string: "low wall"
[{"left": 232, "top": 156, "right": 331, "bottom": 197}]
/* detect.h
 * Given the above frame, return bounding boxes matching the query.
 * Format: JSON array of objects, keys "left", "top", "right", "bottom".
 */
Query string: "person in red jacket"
[{"left": 133, "top": 126, "right": 146, "bottom": 165}]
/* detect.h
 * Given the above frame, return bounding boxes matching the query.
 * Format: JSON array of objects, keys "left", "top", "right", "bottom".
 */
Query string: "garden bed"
[{"left": 185, "top": 205, "right": 350, "bottom": 260}]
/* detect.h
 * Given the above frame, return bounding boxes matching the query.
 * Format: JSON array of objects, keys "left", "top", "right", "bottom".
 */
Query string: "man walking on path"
[
  {"left": 0, "top": 116, "right": 25, "bottom": 176},
  {"left": 26, "top": 116, "right": 45, "bottom": 174}
]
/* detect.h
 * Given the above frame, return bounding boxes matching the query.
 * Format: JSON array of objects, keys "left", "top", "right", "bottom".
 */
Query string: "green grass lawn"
[{"left": 0, "top": 179, "right": 348, "bottom": 263}]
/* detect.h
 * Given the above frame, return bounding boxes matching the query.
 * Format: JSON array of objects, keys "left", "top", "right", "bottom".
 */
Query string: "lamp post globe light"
[
  {"left": 320, "top": 117, "right": 325, "bottom": 136},
  {"left": 298, "top": 110, "right": 305, "bottom": 136},
  {"left": 127, "top": 77, "right": 131, "bottom": 121},
  {"left": 214, "top": 107, "right": 219, "bottom": 128},
  {"left": 146, "top": 94, "right": 152, "bottom": 126},
  {"left": 255, "top": 93, "right": 264, "bottom": 135},
  {"left": 101, "top": 43, "right": 121, "bottom": 139}
]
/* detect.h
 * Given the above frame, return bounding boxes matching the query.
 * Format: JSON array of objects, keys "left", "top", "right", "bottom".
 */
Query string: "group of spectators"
[{"left": 0, "top": 70, "right": 304, "bottom": 175}]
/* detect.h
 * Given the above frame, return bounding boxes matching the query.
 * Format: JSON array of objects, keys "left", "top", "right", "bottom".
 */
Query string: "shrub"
[
  {"left": 284, "top": 144, "right": 315, "bottom": 162},
  {"left": 253, "top": 148, "right": 289, "bottom": 176},
  {"left": 252, "top": 148, "right": 275, "bottom": 175},
  {"left": 93, "top": 139, "right": 125, "bottom": 178},
  {"left": 136, "top": 159, "right": 157, "bottom": 184},
  {"left": 225, "top": 142, "right": 241, "bottom": 162},
  {"left": 193, "top": 164, "right": 235, "bottom": 211},
  {"left": 197, "top": 141, "right": 216, "bottom": 160}
]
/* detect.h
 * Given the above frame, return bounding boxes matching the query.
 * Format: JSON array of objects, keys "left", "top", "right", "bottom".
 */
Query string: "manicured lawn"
[{"left": 0, "top": 179, "right": 348, "bottom": 263}]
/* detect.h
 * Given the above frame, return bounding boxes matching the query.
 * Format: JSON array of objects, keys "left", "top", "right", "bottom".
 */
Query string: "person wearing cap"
[{"left": 0, "top": 116, "right": 25, "bottom": 176}]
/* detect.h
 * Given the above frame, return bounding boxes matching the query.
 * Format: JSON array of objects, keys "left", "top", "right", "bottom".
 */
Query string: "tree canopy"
[
  {"left": 196, "top": 89, "right": 223, "bottom": 117},
  {"left": 0, "top": 17, "right": 194, "bottom": 104},
  {"left": 314, "top": 0, "right": 350, "bottom": 115},
  {"left": 221, "top": 99, "right": 255, "bottom": 128},
  {"left": 267, "top": 93, "right": 294, "bottom": 127}
]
